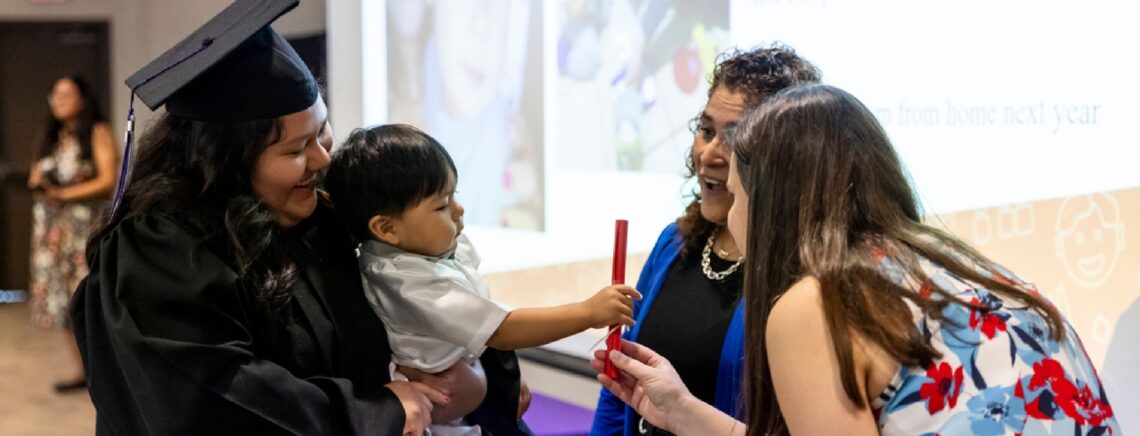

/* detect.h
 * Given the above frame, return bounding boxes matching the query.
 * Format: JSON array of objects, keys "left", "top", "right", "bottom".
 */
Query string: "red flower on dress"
[
  {"left": 919, "top": 362, "right": 964, "bottom": 414},
  {"left": 969, "top": 298, "right": 1007, "bottom": 339},
  {"left": 1028, "top": 358, "right": 1067, "bottom": 391},
  {"left": 1056, "top": 383, "right": 1115, "bottom": 427},
  {"left": 1025, "top": 359, "right": 1069, "bottom": 420},
  {"left": 919, "top": 280, "right": 933, "bottom": 299},
  {"left": 1024, "top": 358, "right": 1114, "bottom": 427}
]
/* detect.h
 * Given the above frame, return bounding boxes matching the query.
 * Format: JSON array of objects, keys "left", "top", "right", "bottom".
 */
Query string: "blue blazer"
[{"left": 589, "top": 223, "right": 746, "bottom": 436}]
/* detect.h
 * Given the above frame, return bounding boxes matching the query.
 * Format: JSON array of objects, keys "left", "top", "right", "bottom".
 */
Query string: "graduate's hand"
[
  {"left": 386, "top": 380, "right": 445, "bottom": 435},
  {"left": 584, "top": 285, "right": 641, "bottom": 329},
  {"left": 398, "top": 360, "right": 486, "bottom": 424},
  {"left": 591, "top": 340, "right": 694, "bottom": 432}
]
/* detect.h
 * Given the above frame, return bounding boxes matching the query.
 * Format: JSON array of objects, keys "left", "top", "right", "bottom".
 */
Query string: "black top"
[
  {"left": 633, "top": 249, "right": 743, "bottom": 435},
  {"left": 72, "top": 203, "right": 531, "bottom": 435}
]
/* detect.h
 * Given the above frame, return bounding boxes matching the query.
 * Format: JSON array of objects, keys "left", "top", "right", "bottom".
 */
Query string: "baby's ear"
[{"left": 368, "top": 215, "right": 400, "bottom": 246}]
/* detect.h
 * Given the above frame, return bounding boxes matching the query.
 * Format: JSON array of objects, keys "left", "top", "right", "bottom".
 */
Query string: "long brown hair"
[
  {"left": 730, "top": 84, "right": 1064, "bottom": 434},
  {"left": 89, "top": 113, "right": 297, "bottom": 315},
  {"left": 675, "top": 44, "right": 821, "bottom": 257}
]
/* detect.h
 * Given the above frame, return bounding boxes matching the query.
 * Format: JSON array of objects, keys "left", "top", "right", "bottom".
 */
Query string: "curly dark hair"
[{"left": 675, "top": 43, "right": 821, "bottom": 257}]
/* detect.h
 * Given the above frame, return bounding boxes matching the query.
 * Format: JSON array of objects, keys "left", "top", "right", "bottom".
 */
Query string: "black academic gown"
[
  {"left": 72, "top": 202, "right": 530, "bottom": 435},
  {"left": 72, "top": 204, "right": 403, "bottom": 435}
]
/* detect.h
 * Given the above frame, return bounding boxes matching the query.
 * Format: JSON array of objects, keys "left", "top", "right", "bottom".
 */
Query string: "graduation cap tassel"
[
  {"left": 109, "top": 93, "right": 136, "bottom": 216},
  {"left": 109, "top": 36, "right": 218, "bottom": 217}
]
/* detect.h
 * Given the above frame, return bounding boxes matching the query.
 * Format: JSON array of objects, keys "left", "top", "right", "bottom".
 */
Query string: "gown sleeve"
[{"left": 71, "top": 214, "right": 404, "bottom": 435}]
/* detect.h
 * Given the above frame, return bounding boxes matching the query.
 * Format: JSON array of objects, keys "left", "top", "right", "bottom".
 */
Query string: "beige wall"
[{"left": 0, "top": 0, "right": 326, "bottom": 139}]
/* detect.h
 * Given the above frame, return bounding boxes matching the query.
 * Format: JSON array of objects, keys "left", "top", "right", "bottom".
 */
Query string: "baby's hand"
[{"left": 584, "top": 285, "right": 641, "bottom": 329}]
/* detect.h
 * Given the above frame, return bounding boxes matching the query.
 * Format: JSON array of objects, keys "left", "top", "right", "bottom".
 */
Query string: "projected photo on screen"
[
  {"left": 387, "top": 0, "right": 545, "bottom": 230},
  {"left": 556, "top": 0, "right": 730, "bottom": 173},
  {"left": 369, "top": 0, "right": 1139, "bottom": 271}
]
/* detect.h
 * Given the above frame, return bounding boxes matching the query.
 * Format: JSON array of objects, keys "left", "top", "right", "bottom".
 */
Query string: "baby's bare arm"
[{"left": 486, "top": 285, "right": 641, "bottom": 350}]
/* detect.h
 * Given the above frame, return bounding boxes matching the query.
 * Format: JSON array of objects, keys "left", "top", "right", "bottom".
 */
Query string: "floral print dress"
[
  {"left": 872, "top": 255, "right": 1120, "bottom": 435},
  {"left": 29, "top": 136, "right": 102, "bottom": 329}
]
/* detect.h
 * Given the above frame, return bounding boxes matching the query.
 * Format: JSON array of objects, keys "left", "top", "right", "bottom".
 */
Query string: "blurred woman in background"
[{"left": 26, "top": 75, "right": 117, "bottom": 393}]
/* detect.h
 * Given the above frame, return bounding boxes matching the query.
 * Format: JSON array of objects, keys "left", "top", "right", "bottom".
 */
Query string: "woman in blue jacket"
[{"left": 590, "top": 44, "right": 821, "bottom": 436}]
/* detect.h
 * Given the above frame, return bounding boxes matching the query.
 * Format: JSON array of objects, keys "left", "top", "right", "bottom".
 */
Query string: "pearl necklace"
[{"left": 701, "top": 231, "right": 743, "bottom": 281}]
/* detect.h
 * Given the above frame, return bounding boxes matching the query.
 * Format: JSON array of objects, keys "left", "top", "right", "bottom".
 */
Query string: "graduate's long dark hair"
[
  {"left": 88, "top": 113, "right": 296, "bottom": 313},
  {"left": 40, "top": 75, "right": 105, "bottom": 162},
  {"left": 732, "top": 85, "right": 1064, "bottom": 435}
]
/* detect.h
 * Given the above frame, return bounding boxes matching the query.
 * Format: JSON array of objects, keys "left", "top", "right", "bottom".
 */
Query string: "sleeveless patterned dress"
[
  {"left": 871, "top": 253, "right": 1120, "bottom": 435},
  {"left": 29, "top": 136, "right": 103, "bottom": 329}
]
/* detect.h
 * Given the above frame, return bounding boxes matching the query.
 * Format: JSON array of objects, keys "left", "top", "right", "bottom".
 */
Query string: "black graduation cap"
[
  {"left": 125, "top": 0, "right": 318, "bottom": 121},
  {"left": 110, "top": 0, "right": 316, "bottom": 214}
]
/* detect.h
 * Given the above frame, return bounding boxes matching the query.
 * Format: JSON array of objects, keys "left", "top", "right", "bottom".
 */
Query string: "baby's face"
[{"left": 394, "top": 187, "right": 465, "bottom": 257}]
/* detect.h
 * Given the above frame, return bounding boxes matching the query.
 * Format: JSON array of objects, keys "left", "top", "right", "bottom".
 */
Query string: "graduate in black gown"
[{"left": 70, "top": 1, "right": 528, "bottom": 434}]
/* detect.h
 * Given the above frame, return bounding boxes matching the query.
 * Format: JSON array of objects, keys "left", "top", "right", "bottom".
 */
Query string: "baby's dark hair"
[{"left": 325, "top": 124, "right": 457, "bottom": 242}]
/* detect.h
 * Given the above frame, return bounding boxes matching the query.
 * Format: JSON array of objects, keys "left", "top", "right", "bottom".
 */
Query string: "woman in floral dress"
[{"left": 27, "top": 76, "right": 117, "bottom": 392}]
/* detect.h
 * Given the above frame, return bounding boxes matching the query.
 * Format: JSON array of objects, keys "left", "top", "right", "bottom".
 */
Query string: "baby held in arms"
[{"left": 325, "top": 124, "right": 640, "bottom": 434}]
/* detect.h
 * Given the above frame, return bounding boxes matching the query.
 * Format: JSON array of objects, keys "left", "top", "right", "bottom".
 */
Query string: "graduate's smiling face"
[{"left": 252, "top": 100, "right": 332, "bottom": 228}]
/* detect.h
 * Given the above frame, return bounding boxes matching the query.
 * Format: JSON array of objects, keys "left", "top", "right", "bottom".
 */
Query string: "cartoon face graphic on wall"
[{"left": 1055, "top": 193, "right": 1126, "bottom": 288}]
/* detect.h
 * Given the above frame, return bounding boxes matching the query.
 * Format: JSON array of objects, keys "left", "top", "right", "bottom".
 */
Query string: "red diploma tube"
[{"left": 605, "top": 219, "right": 628, "bottom": 379}]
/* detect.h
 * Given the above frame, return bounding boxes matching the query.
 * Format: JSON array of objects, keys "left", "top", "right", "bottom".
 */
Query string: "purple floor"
[{"left": 523, "top": 392, "right": 594, "bottom": 436}]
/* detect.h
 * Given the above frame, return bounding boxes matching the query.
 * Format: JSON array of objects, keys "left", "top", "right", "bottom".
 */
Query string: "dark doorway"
[{"left": 0, "top": 21, "right": 111, "bottom": 291}]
